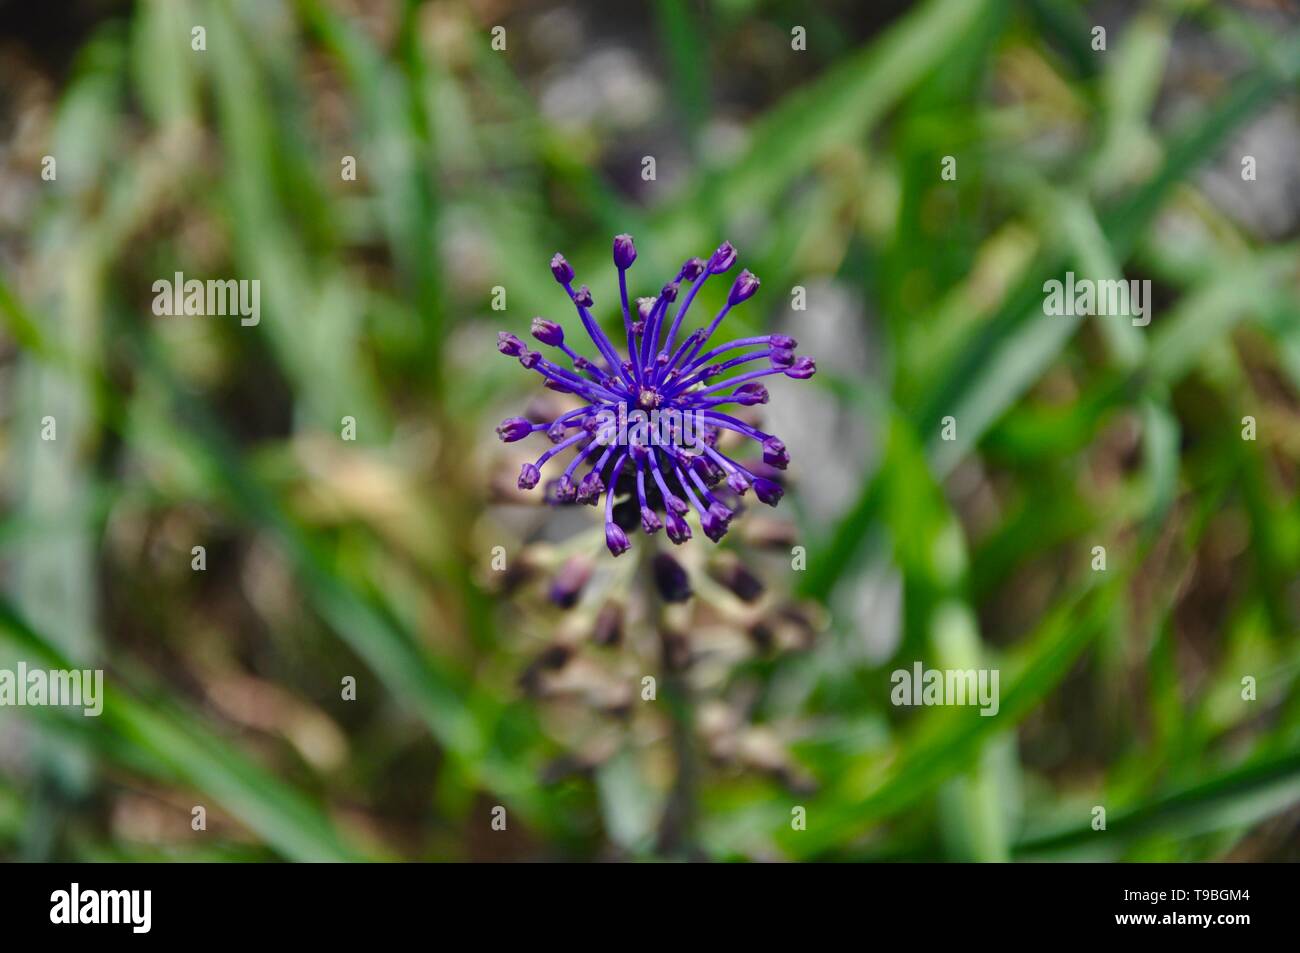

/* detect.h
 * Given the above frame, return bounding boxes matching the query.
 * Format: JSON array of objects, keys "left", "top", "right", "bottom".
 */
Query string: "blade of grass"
[
  {"left": 778, "top": 582, "right": 1114, "bottom": 858},
  {"left": 649, "top": 0, "right": 994, "bottom": 249},
  {"left": 0, "top": 598, "right": 370, "bottom": 862},
  {"left": 804, "top": 51, "right": 1300, "bottom": 602},
  {"left": 1015, "top": 748, "right": 1300, "bottom": 857}
]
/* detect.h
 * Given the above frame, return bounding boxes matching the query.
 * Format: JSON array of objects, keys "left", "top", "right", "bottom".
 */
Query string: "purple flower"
[{"left": 497, "top": 237, "right": 812, "bottom": 555}]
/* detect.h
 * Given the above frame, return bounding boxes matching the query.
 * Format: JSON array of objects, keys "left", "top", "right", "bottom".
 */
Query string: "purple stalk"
[{"left": 564, "top": 281, "right": 634, "bottom": 388}]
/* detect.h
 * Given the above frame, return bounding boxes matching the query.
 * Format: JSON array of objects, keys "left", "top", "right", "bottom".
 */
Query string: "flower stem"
[{"left": 640, "top": 542, "right": 697, "bottom": 858}]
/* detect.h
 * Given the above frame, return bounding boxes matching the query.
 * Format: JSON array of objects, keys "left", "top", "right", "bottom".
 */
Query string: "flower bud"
[
  {"left": 592, "top": 602, "right": 623, "bottom": 646},
  {"left": 550, "top": 253, "right": 574, "bottom": 284},
  {"left": 761, "top": 436, "right": 789, "bottom": 470},
  {"left": 665, "top": 510, "right": 692, "bottom": 544},
  {"left": 752, "top": 477, "right": 784, "bottom": 506},
  {"left": 497, "top": 331, "right": 526, "bottom": 356},
  {"left": 708, "top": 241, "right": 737, "bottom": 274},
  {"left": 785, "top": 356, "right": 816, "bottom": 379},
  {"left": 577, "top": 471, "right": 604, "bottom": 503},
  {"left": 531, "top": 317, "right": 564, "bottom": 346},
  {"left": 679, "top": 257, "right": 705, "bottom": 281},
  {"left": 710, "top": 558, "right": 764, "bottom": 603},
  {"left": 496, "top": 417, "right": 533, "bottom": 442},
  {"left": 701, "top": 509, "right": 729, "bottom": 542},
  {"left": 641, "top": 506, "right": 662, "bottom": 534},
  {"left": 613, "top": 234, "right": 637, "bottom": 269},
  {"left": 605, "top": 522, "right": 631, "bottom": 557},
  {"left": 549, "top": 556, "right": 593, "bottom": 608},
  {"left": 653, "top": 553, "right": 692, "bottom": 602},
  {"left": 727, "top": 269, "right": 760, "bottom": 306}
]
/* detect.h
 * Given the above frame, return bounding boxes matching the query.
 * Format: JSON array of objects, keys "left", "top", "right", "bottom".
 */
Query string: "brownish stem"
[{"left": 641, "top": 543, "right": 696, "bottom": 858}]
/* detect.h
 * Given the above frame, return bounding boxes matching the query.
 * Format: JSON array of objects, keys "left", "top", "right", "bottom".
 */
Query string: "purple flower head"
[{"left": 496, "top": 237, "right": 813, "bottom": 556}]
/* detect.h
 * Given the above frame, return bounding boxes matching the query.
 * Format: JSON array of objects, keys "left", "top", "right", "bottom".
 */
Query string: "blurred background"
[{"left": 1, "top": 0, "right": 1299, "bottom": 862}]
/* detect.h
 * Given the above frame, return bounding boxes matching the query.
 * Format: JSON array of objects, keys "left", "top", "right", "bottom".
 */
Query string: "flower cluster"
[{"left": 496, "top": 236, "right": 814, "bottom": 556}]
